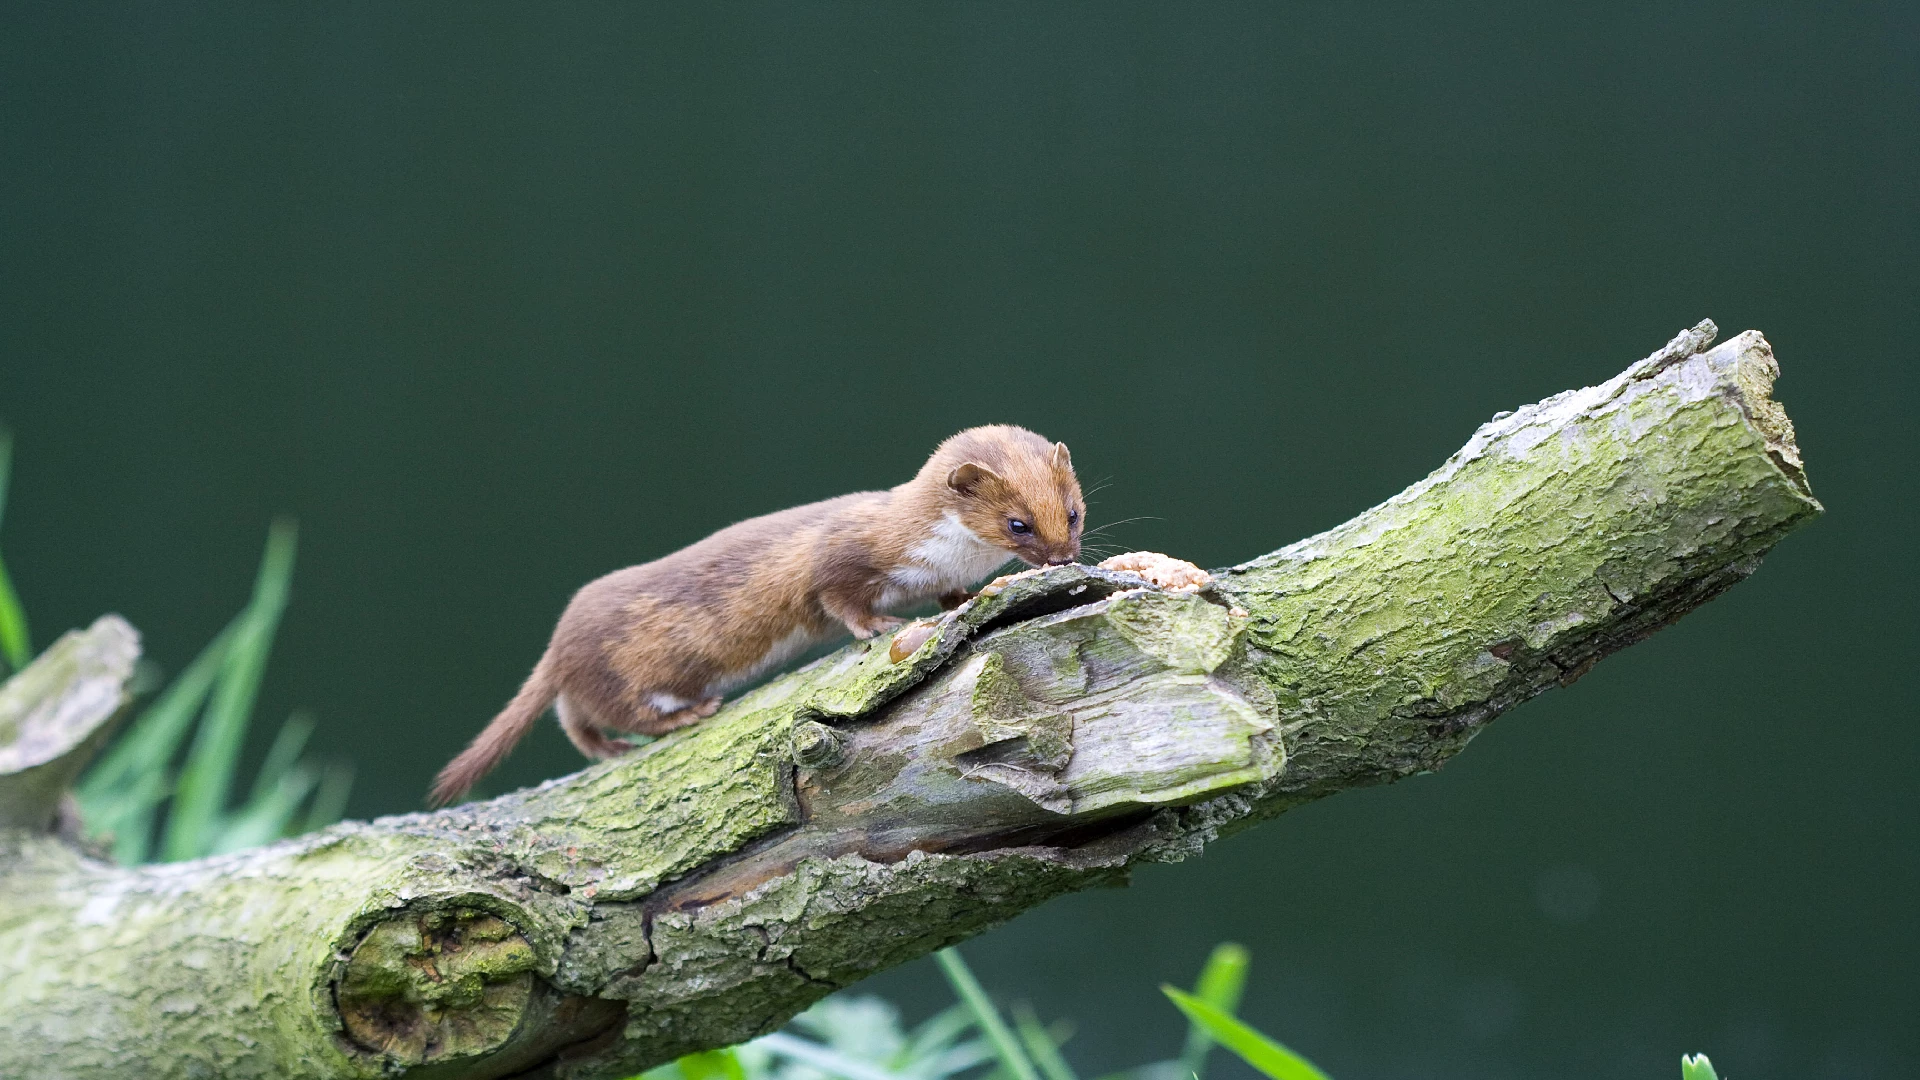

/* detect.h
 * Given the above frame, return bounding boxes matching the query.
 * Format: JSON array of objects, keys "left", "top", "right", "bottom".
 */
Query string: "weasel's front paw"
[{"left": 845, "top": 614, "right": 904, "bottom": 639}]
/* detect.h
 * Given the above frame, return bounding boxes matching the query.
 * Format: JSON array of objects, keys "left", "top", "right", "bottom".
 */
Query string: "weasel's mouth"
[{"left": 1015, "top": 552, "right": 1077, "bottom": 569}]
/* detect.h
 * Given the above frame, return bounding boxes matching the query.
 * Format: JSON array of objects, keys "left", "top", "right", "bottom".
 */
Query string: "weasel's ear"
[
  {"left": 948, "top": 462, "right": 1001, "bottom": 495},
  {"left": 1050, "top": 442, "right": 1072, "bottom": 472}
]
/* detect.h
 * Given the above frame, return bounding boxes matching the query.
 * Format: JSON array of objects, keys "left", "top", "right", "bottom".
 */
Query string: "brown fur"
[{"left": 428, "top": 425, "right": 1083, "bottom": 805}]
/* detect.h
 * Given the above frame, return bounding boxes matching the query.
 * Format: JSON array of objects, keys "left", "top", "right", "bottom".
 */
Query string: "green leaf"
[
  {"left": 1681, "top": 1053, "right": 1720, "bottom": 1080},
  {"left": 676, "top": 1048, "right": 748, "bottom": 1080},
  {"left": 936, "top": 948, "right": 1041, "bottom": 1080},
  {"left": 1178, "top": 942, "right": 1250, "bottom": 1080},
  {"left": 1011, "top": 1004, "right": 1078, "bottom": 1080},
  {"left": 0, "top": 428, "right": 32, "bottom": 672},
  {"left": 163, "top": 518, "right": 297, "bottom": 861},
  {"left": 1162, "top": 987, "right": 1331, "bottom": 1080}
]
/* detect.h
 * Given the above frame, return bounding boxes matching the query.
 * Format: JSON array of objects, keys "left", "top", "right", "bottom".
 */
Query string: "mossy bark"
[{"left": 0, "top": 324, "right": 1819, "bottom": 1079}]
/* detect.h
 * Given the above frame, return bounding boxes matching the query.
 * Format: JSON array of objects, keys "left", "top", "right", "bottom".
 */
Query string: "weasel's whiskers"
[{"left": 1082, "top": 515, "right": 1162, "bottom": 539}]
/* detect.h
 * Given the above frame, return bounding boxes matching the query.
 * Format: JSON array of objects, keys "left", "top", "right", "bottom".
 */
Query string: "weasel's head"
[{"left": 928, "top": 425, "right": 1084, "bottom": 568}]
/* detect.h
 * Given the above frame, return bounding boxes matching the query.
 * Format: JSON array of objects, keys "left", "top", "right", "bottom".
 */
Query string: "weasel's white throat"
[{"left": 882, "top": 511, "right": 1009, "bottom": 608}]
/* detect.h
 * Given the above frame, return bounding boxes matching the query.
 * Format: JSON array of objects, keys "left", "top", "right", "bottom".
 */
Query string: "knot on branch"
[
  {"left": 335, "top": 907, "right": 538, "bottom": 1066},
  {"left": 789, "top": 719, "right": 845, "bottom": 770}
]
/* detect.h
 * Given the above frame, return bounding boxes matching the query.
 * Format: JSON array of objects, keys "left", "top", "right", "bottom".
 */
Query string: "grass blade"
[
  {"left": 904, "top": 1003, "right": 976, "bottom": 1064},
  {"left": 303, "top": 760, "right": 355, "bottom": 834},
  {"left": 0, "top": 549, "right": 29, "bottom": 674},
  {"left": 1681, "top": 1054, "right": 1720, "bottom": 1080},
  {"left": 163, "top": 518, "right": 296, "bottom": 861},
  {"left": 919, "top": 1039, "right": 995, "bottom": 1080},
  {"left": 935, "top": 948, "right": 1040, "bottom": 1080},
  {"left": 94, "top": 767, "right": 171, "bottom": 865},
  {"left": 76, "top": 616, "right": 241, "bottom": 861},
  {"left": 1178, "top": 942, "right": 1250, "bottom": 1080},
  {"left": 1011, "top": 1004, "right": 1078, "bottom": 1080},
  {"left": 246, "top": 711, "right": 314, "bottom": 805},
  {"left": 0, "top": 427, "right": 9, "bottom": 536},
  {"left": 1162, "top": 987, "right": 1331, "bottom": 1080},
  {"left": 0, "top": 428, "right": 31, "bottom": 672},
  {"left": 79, "top": 618, "right": 239, "bottom": 799},
  {"left": 210, "top": 764, "right": 317, "bottom": 855},
  {"left": 904, "top": 1003, "right": 997, "bottom": 1078}
]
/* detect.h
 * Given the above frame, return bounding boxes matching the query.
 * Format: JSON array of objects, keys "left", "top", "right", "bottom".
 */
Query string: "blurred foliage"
[
  {"left": 0, "top": 431, "right": 350, "bottom": 862},
  {"left": 1681, "top": 1054, "right": 1721, "bottom": 1080},
  {"left": 637, "top": 945, "right": 1723, "bottom": 1080},
  {"left": 74, "top": 519, "right": 353, "bottom": 862}
]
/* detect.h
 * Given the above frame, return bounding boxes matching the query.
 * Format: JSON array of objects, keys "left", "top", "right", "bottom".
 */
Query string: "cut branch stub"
[
  {"left": 0, "top": 614, "right": 139, "bottom": 830},
  {"left": 336, "top": 908, "right": 539, "bottom": 1066},
  {"left": 1213, "top": 322, "right": 1821, "bottom": 799}
]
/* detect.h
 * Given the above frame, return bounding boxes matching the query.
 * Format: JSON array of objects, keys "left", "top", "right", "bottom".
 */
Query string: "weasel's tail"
[{"left": 429, "top": 654, "right": 558, "bottom": 807}]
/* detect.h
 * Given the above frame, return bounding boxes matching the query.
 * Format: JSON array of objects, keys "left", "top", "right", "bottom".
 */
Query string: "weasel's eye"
[
  {"left": 1067, "top": 510, "right": 1079, "bottom": 527},
  {"left": 1008, "top": 518, "right": 1031, "bottom": 535}
]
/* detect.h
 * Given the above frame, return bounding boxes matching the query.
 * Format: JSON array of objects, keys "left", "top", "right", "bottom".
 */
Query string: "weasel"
[{"left": 429, "top": 424, "right": 1084, "bottom": 805}]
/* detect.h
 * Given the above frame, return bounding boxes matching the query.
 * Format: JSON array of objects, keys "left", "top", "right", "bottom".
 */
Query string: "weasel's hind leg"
[
  {"left": 648, "top": 704, "right": 714, "bottom": 733},
  {"left": 557, "top": 693, "right": 633, "bottom": 759},
  {"left": 659, "top": 696, "right": 723, "bottom": 729},
  {"left": 612, "top": 692, "right": 723, "bottom": 735}
]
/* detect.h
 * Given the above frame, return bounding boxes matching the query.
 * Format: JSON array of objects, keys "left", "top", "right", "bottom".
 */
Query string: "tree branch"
[{"left": 0, "top": 324, "right": 1820, "bottom": 1080}]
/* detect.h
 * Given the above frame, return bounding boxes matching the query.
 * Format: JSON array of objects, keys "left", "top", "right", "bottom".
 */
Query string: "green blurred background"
[{"left": 2, "top": 3, "right": 1914, "bottom": 1078}]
